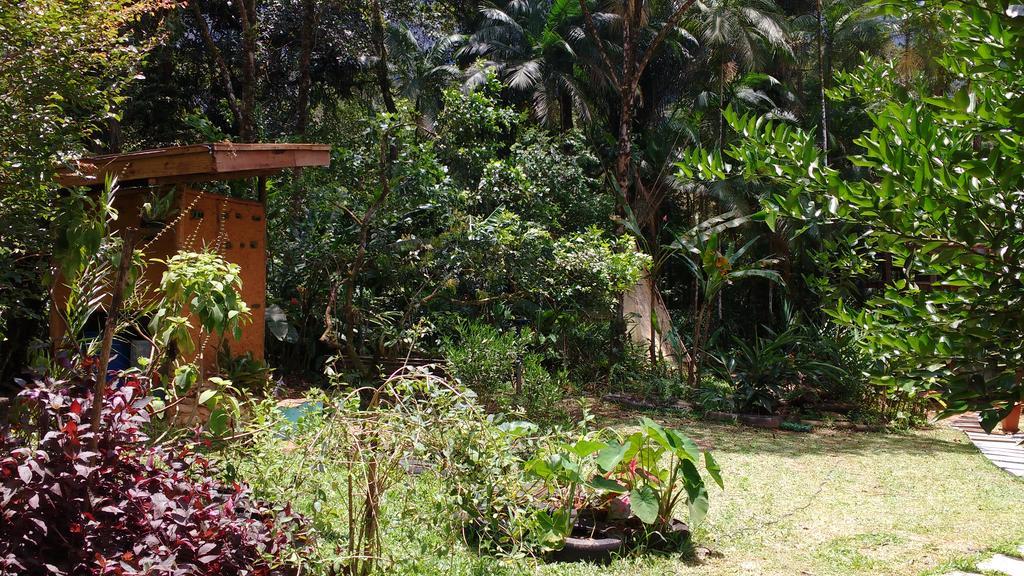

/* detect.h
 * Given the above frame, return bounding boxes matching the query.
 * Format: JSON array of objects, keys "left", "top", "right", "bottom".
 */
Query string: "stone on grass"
[{"left": 977, "top": 554, "right": 1024, "bottom": 576}]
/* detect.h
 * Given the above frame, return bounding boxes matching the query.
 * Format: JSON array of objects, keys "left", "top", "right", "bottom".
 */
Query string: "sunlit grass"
[
  {"left": 243, "top": 399, "right": 1024, "bottom": 576},
  {"left": 655, "top": 415, "right": 1024, "bottom": 576}
]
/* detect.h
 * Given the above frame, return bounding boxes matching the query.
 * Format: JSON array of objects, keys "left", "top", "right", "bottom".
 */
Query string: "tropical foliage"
[
  {"left": 0, "top": 0, "right": 1016, "bottom": 573},
  {"left": 684, "top": 0, "right": 1024, "bottom": 430}
]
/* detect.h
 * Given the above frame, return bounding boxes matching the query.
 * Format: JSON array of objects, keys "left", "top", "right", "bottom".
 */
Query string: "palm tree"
[
  {"left": 790, "top": 0, "right": 885, "bottom": 159},
  {"left": 686, "top": 0, "right": 790, "bottom": 148},
  {"left": 385, "top": 25, "right": 464, "bottom": 127},
  {"left": 463, "top": 0, "right": 601, "bottom": 130}
]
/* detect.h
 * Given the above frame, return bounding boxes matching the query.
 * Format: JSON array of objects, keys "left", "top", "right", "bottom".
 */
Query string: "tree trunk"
[
  {"left": 295, "top": 0, "right": 316, "bottom": 135},
  {"left": 615, "top": 0, "right": 637, "bottom": 210},
  {"left": 816, "top": 0, "right": 828, "bottom": 163},
  {"left": 369, "top": 0, "right": 397, "bottom": 114},
  {"left": 559, "top": 90, "right": 574, "bottom": 132},
  {"left": 190, "top": 1, "right": 246, "bottom": 137},
  {"left": 235, "top": 0, "right": 258, "bottom": 142},
  {"left": 718, "top": 61, "right": 726, "bottom": 150},
  {"left": 291, "top": 0, "right": 316, "bottom": 213},
  {"left": 576, "top": 0, "right": 699, "bottom": 369},
  {"left": 106, "top": 117, "right": 122, "bottom": 154}
]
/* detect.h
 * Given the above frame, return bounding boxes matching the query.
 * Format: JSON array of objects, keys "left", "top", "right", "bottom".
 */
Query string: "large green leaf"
[
  {"left": 596, "top": 441, "right": 630, "bottom": 472},
  {"left": 667, "top": 429, "right": 701, "bottom": 462},
  {"left": 569, "top": 438, "right": 606, "bottom": 458},
  {"left": 681, "top": 459, "right": 709, "bottom": 526},
  {"left": 641, "top": 417, "right": 700, "bottom": 461},
  {"left": 589, "top": 476, "right": 628, "bottom": 493},
  {"left": 630, "top": 485, "right": 660, "bottom": 525}
]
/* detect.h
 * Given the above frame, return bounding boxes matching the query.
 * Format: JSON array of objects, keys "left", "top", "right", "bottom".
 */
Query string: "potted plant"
[
  {"left": 1001, "top": 402, "right": 1022, "bottom": 434},
  {"left": 526, "top": 418, "right": 723, "bottom": 562}
]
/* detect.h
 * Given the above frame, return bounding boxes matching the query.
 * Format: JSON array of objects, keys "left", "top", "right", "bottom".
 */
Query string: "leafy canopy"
[{"left": 681, "top": 0, "right": 1024, "bottom": 430}]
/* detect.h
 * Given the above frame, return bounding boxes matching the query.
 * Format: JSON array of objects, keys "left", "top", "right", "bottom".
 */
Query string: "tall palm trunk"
[
  {"left": 816, "top": 0, "right": 829, "bottom": 163},
  {"left": 718, "top": 60, "right": 726, "bottom": 150},
  {"left": 559, "top": 91, "right": 574, "bottom": 132}
]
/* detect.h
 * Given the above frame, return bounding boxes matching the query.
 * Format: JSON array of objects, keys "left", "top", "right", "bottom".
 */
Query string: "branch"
[
  {"left": 188, "top": 1, "right": 245, "bottom": 133},
  {"left": 635, "top": 0, "right": 698, "bottom": 85},
  {"left": 90, "top": 231, "right": 136, "bottom": 452},
  {"left": 577, "top": 0, "right": 620, "bottom": 85}
]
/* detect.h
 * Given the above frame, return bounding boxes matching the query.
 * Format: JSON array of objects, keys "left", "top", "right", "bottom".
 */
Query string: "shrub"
[
  {"left": 796, "top": 322, "right": 870, "bottom": 408},
  {"left": 218, "top": 348, "right": 274, "bottom": 395},
  {"left": 713, "top": 326, "right": 846, "bottom": 415},
  {"left": 442, "top": 417, "right": 556, "bottom": 555},
  {"left": 609, "top": 343, "right": 685, "bottom": 404},
  {"left": 693, "top": 376, "right": 736, "bottom": 413},
  {"left": 0, "top": 376, "right": 309, "bottom": 575},
  {"left": 219, "top": 369, "right": 483, "bottom": 573},
  {"left": 442, "top": 320, "right": 566, "bottom": 420}
]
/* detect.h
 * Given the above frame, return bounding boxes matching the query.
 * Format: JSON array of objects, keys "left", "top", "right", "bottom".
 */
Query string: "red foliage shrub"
[{"left": 0, "top": 376, "right": 309, "bottom": 575}]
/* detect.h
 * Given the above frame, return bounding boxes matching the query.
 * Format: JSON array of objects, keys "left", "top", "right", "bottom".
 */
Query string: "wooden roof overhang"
[{"left": 57, "top": 143, "right": 332, "bottom": 187}]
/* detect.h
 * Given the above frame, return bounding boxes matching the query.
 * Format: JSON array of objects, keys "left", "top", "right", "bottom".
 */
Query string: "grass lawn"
[
  {"left": 236, "top": 398, "right": 1024, "bottom": 576},
  {"left": 379, "top": 402, "right": 1024, "bottom": 576},
  {"left": 611, "top": 411, "right": 1024, "bottom": 576}
]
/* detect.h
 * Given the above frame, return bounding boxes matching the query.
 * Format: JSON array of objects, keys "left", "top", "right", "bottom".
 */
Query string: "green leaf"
[
  {"left": 630, "top": 485, "right": 659, "bottom": 524},
  {"left": 596, "top": 441, "right": 630, "bottom": 472},
  {"left": 569, "top": 439, "right": 606, "bottom": 458},
  {"left": 532, "top": 509, "right": 571, "bottom": 550},
  {"left": 704, "top": 452, "right": 724, "bottom": 489},
  {"left": 590, "top": 476, "right": 628, "bottom": 493},
  {"left": 198, "top": 389, "right": 218, "bottom": 407},
  {"left": 681, "top": 459, "right": 709, "bottom": 526},
  {"left": 208, "top": 408, "right": 229, "bottom": 436}
]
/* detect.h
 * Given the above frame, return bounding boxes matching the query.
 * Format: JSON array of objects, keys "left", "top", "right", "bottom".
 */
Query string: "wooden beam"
[{"left": 58, "top": 143, "right": 331, "bottom": 187}]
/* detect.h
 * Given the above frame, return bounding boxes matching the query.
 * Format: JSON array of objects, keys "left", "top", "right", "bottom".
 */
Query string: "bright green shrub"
[{"left": 442, "top": 320, "right": 566, "bottom": 420}]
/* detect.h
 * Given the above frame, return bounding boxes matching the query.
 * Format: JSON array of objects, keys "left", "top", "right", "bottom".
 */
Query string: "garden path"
[
  {"left": 939, "top": 545, "right": 1024, "bottom": 576},
  {"left": 940, "top": 416, "right": 1024, "bottom": 575},
  {"left": 949, "top": 413, "right": 1024, "bottom": 477}
]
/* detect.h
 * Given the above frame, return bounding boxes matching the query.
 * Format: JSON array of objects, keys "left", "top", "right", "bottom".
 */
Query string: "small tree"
[
  {"left": 682, "top": 0, "right": 1024, "bottom": 430},
  {"left": 669, "top": 227, "right": 782, "bottom": 387},
  {"left": 149, "top": 250, "right": 251, "bottom": 433}
]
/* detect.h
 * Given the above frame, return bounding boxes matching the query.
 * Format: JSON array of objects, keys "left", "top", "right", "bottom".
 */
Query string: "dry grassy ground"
[
  {"left": 265, "top": 399, "right": 1024, "bottom": 576},
  {"left": 529, "top": 406, "right": 1024, "bottom": 576}
]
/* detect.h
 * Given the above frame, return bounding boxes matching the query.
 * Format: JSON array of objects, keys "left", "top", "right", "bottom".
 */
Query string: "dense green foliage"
[
  {"left": 1, "top": 0, "right": 932, "bottom": 416},
  {"left": 685, "top": 0, "right": 1024, "bottom": 429},
  {"left": 3, "top": 0, "right": 1020, "bottom": 573},
  {"left": 0, "top": 0, "right": 153, "bottom": 381}
]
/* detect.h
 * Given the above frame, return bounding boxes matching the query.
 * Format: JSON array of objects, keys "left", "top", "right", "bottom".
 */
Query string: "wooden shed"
[{"left": 53, "top": 142, "right": 331, "bottom": 372}]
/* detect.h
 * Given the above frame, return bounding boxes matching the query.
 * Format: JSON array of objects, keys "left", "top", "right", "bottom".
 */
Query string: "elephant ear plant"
[
  {"left": 524, "top": 418, "right": 723, "bottom": 552},
  {"left": 524, "top": 436, "right": 608, "bottom": 550},
  {"left": 597, "top": 418, "right": 724, "bottom": 531}
]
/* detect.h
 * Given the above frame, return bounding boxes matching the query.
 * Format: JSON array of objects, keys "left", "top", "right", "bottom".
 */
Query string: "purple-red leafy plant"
[{"left": 0, "top": 375, "right": 310, "bottom": 575}]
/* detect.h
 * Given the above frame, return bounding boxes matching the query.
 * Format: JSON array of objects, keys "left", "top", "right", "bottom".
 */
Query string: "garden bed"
[
  {"left": 703, "top": 411, "right": 782, "bottom": 429},
  {"left": 550, "top": 510, "right": 690, "bottom": 563},
  {"left": 702, "top": 410, "right": 884, "bottom": 432},
  {"left": 603, "top": 392, "right": 692, "bottom": 413}
]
